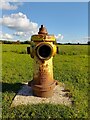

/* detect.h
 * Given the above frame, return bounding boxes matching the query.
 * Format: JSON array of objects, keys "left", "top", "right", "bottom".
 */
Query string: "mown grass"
[{"left": 2, "top": 44, "right": 89, "bottom": 119}]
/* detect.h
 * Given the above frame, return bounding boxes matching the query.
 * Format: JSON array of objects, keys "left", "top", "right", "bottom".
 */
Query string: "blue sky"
[{"left": 0, "top": 2, "right": 88, "bottom": 43}]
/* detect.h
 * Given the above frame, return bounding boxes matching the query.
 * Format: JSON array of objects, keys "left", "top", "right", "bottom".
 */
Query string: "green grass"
[{"left": 2, "top": 44, "right": 89, "bottom": 119}]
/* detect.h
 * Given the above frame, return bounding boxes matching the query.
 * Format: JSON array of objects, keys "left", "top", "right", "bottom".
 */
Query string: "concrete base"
[{"left": 11, "top": 83, "right": 72, "bottom": 107}]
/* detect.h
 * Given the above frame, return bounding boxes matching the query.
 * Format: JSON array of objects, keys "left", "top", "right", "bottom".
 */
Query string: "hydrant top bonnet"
[{"left": 31, "top": 25, "right": 56, "bottom": 42}]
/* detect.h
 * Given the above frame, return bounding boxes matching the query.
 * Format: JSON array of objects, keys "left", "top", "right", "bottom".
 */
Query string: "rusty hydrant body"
[{"left": 28, "top": 25, "right": 57, "bottom": 97}]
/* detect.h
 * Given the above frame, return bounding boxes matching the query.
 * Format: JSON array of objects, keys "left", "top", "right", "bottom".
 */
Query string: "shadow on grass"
[{"left": 1, "top": 82, "right": 24, "bottom": 93}]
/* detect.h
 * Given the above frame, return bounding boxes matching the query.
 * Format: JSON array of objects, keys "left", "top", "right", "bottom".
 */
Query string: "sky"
[{"left": 0, "top": 1, "right": 88, "bottom": 43}]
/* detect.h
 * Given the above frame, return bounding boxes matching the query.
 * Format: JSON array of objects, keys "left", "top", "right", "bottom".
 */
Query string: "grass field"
[{"left": 2, "top": 44, "right": 89, "bottom": 119}]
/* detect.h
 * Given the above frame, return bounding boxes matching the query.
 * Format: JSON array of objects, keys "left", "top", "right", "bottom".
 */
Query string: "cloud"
[
  {"left": 0, "top": 0, "right": 23, "bottom": 1},
  {"left": 0, "top": 0, "right": 17, "bottom": 1},
  {"left": 55, "top": 34, "right": 64, "bottom": 43},
  {"left": 0, "top": 12, "right": 39, "bottom": 41},
  {"left": 0, "top": 12, "right": 38, "bottom": 34},
  {"left": 0, "top": 31, "right": 13, "bottom": 40},
  {"left": 0, "top": 0, "right": 23, "bottom": 10},
  {"left": 0, "top": 2, "right": 18, "bottom": 10},
  {"left": 13, "top": 31, "right": 27, "bottom": 37}
]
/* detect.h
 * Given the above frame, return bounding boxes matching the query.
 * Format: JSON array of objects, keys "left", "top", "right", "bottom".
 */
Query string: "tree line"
[{"left": 0, "top": 40, "right": 89, "bottom": 45}]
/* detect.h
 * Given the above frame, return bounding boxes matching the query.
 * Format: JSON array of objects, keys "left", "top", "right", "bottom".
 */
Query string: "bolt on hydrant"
[{"left": 27, "top": 25, "right": 58, "bottom": 98}]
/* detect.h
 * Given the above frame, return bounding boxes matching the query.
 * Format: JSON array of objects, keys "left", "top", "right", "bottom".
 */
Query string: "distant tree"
[
  {"left": 16, "top": 40, "right": 20, "bottom": 44},
  {"left": 23, "top": 41, "right": 30, "bottom": 44},
  {"left": 88, "top": 41, "right": 90, "bottom": 45},
  {"left": 3, "top": 40, "right": 12, "bottom": 44},
  {"left": 68, "top": 43, "right": 71, "bottom": 45},
  {"left": 57, "top": 43, "right": 62, "bottom": 45}
]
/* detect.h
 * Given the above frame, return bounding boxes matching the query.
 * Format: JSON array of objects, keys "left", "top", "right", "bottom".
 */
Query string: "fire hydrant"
[{"left": 27, "top": 25, "right": 57, "bottom": 97}]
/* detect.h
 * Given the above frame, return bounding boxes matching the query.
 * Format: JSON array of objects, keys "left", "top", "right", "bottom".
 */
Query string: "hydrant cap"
[
  {"left": 38, "top": 25, "right": 48, "bottom": 35},
  {"left": 31, "top": 25, "right": 56, "bottom": 42}
]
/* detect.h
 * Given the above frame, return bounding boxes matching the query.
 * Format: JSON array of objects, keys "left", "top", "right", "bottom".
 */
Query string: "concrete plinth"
[{"left": 11, "top": 83, "right": 72, "bottom": 107}]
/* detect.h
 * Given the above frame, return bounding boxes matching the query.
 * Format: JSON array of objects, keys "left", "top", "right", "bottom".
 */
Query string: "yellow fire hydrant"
[{"left": 27, "top": 25, "right": 57, "bottom": 97}]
